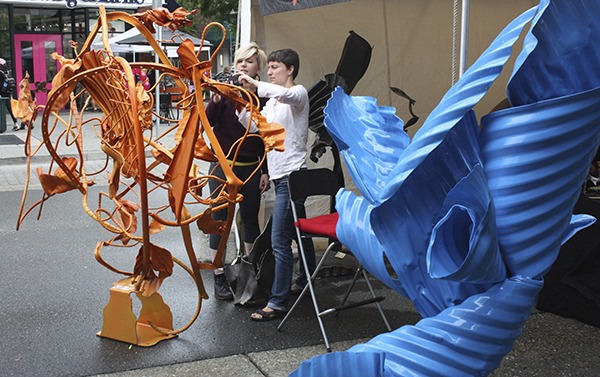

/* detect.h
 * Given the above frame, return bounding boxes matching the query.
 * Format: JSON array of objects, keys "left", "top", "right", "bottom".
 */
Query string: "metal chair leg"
[
  {"left": 362, "top": 267, "right": 392, "bottom": 331},
  {"left": 279, "top": 234, "right": 391, "bottom": 350},
  {"left": 339, "top": 264, "right": 362, "bottom": 308},
  {"left": 279, "top": 242, "right": 337, "bottom": 329},
  {"left": 277, "top": 229, "right": 333, "bottom": 352}
]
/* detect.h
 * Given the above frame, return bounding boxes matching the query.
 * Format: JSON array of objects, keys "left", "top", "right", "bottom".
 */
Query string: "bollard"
[{"left": 0, "top": 96, "right": 6, "bottom": 133}]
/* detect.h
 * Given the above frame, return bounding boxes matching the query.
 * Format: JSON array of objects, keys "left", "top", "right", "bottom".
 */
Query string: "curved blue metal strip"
[
  {"left": 335, "top": 190, "right": 407, "bottom": 296},
  {"left": 426, "top": 164, "right": 505, "bottom": 284},
  {"left": 324, "top": 90, "right": 410, "bottom": 203},
  {"left": 508, "top": 0, "right": 600, "bottom": 106},
  {"left": 294, "top": 277, "right": 542, "bottom": 377},
  {"left": 371, "top": 111, "right": 491, "bottom": 317},
  {"left": 294, "top": 1, "right": 600, "bottom": 376},
  {"left": 562, "top": 214, "right": 596, "bottom": 245},
  {"left": 376, "top": 6, "right": 539, "bottom": 206},
  {"left": 290, "top": 351, "right": 385, "bottom": 377},
  {"left": 480, "top": 86, "right": 600, "bottom": 278}
]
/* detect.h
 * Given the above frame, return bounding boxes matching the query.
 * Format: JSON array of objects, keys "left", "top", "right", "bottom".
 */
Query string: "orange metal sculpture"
[
  {"left": 11, "top": 72, "right": 37, "bottom": 130},
  {"left": 15, "top": 6, "right": 285, "bottom": 346}
]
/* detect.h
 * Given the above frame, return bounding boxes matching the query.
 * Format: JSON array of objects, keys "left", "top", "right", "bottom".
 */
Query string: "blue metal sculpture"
[{"left": 292, "top": 0, "right": 600, "bottom": 375}]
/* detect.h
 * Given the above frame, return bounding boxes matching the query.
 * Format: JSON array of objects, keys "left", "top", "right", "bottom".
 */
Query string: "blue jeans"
[{"left": 268, "top": 175, "right": 316, "bottom": 311}]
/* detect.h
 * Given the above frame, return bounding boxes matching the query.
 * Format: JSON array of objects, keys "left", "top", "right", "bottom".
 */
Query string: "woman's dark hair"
[{"left": 268, "top": 49, "right": 300, "bottom": 79}]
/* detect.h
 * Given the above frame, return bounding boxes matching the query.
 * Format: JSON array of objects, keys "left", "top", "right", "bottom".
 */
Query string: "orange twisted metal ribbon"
[{"left": 16, "top": 6, "right": 285, "bottom": 338}]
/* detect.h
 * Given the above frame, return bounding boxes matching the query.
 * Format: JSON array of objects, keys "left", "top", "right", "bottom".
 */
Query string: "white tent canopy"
[
  {"left": 91, "top": 28, "right": 154, "bottom": 53},
  {"left": 91, "top": 28, "right": 212, "bottom": 58}
]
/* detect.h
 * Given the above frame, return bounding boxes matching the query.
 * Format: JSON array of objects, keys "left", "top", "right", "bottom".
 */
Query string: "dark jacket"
[{"left": 206, "top": 93, "right": 269, "bottom": 173}]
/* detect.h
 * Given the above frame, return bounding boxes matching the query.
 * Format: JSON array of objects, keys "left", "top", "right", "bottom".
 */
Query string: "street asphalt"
[{"left": 1, "top": 112, "right": 600, "bottom": 376}]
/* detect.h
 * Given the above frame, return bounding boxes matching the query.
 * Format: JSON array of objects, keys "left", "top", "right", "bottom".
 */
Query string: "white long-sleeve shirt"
[{"left": 239, "top": 81, "right": 310, "bottom": 180}]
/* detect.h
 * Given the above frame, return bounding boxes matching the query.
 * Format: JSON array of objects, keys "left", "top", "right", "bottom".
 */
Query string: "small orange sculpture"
[
  {"left": 16, "top": 6, "right": 285, "bottom": 346},
  {"left": 11, "top": 72, "right": 37, "bottom": 129}
]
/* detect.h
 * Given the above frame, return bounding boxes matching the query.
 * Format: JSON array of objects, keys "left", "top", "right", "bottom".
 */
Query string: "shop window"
[
  {"left": 14, "top": 8, "right": 60, "bottom": 33},
  {"left": 73, "top": 9, "right": 86, "bottom": 34},
  {"left": 0, "top": 6, "right": 7, "bottom": 32},
  {"left": 62, "top": 34, "right": 75, "bottom": 59},
  {"left": 60, "top": 10, "right": 71, "bottom": 33},
  {"left": 45, "top": 41, "right": 58, "bottom": 82}
]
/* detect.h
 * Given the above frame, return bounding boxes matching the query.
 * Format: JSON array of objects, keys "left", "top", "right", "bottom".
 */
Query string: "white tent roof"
[
  {"left": 91, "top": 28, "right": 154, "bottom": 53},
  {"left": 91, "top": 28, "right": 211, "bottom": 58}
]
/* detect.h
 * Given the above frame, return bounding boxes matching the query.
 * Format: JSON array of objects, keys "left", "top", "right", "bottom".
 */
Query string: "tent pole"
[
  {"left": 451, "top": 0, "right": 459, "bottom": 84},
  {"left": 459, "top": 0, "right": 470, "bottom": 77},
  {"left": 236, "top": 0, "right": 242, "bottom": 50},
  {"left": 239, "top": 0, "right": 252, "bottom": 47},
  {"left": 153, "top": 0, "right": 161, "bottom": 134}
]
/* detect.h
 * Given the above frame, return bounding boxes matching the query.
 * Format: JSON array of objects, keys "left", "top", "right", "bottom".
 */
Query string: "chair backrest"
[{"left": 288, "top": 168, "right": 342, "bottom": 202}]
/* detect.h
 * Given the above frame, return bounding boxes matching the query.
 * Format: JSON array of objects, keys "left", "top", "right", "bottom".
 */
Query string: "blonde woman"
[{"left": 204, "top": 42, "right": 270, "bottom": 300}]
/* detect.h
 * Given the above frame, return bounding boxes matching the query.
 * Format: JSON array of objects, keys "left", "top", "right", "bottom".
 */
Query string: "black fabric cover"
[
  {"left": 307, "top": 30, "right": 372, "bottom": 186},
  {"left": 334, "top": 30, "right": 372, "bottom": 94},
  {"left": 288, "top": 168, "right": 342, "bottom": 202},
  {"left": 308, "top": 74, "right": 346, "bottom": 163},
  {"left": 536, "top": 194, "right": 600, "bottom": 328}
]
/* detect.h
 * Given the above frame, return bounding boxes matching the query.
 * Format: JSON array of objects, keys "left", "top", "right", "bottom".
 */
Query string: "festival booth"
[
  {"left": 91, "top": 28, "right": 155, "bottom": 55},
  {"left": 240, "top": 0, "right": 540, "bottom": 246},
  {"left": 244, "top": 2, "right": 600, "bottom": 374},
  {"left": 247, "top": 0, "right": 537, "bottom": 134}
]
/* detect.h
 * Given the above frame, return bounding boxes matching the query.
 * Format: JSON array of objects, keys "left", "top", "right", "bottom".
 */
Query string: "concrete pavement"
[
  {"left": 2, "top": 111, "right": 600, "bottom": 376},
  {"left": 0, "top": 110, "right": 410, "bottom": 376}
]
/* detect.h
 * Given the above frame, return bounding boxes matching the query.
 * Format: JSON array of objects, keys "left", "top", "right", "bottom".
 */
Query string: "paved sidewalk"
[
  {"left": 1, "top": 110, "right": 106, "bottom": 165},
  {"left": 92, "top": 338, "right": 369, "bottom": 377},
  {"left": 0, "top": 110, "right": 177, "bottom": 191},
  {"left": 1, "top": 110, "right": 372, "bottom": 377}
]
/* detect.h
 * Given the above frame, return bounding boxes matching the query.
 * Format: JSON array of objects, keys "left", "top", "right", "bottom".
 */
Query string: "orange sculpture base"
[{"left": 97, "top": 277, "right": 177, "bottom": 347}]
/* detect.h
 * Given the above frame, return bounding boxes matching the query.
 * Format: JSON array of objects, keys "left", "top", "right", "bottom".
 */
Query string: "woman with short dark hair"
[{"left": 237, "top": 48, "right": 316, "bottom": 321}]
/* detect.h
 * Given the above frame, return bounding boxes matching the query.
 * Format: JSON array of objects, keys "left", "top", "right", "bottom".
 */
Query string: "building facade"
[{"left": 0, "top": 0, "right": 153, "bottom": 105}]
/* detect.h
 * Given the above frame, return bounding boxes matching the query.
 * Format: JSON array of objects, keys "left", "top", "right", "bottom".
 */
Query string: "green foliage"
[
  {"left": 177, "top": 0, "right": 237, "bottom": 44},
  {"left": 0, "top": 6, "right": 10, "bottom": 65}
]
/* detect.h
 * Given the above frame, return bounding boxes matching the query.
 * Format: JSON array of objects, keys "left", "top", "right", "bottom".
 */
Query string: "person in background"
[
  {"left": 237, "top": 48, "right": 316, "bottom": 321},
  {"left": 203, "top": 42, "right": 270, "bottom": 300},
  {"left": 0, "top": 58, "right": 20, "bottom": 130}
]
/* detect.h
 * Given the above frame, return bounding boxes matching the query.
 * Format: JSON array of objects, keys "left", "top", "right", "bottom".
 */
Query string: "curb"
[{"left": 1, "top": 152, "right": 110, "bottom": 166}]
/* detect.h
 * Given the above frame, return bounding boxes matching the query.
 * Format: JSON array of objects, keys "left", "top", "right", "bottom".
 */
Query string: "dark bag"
[
  {"left": 0, "top": 70, "right": 15, "bottom": 96},
  {"left": 224, "top": 216, "right": 274, "bottom": 305}
]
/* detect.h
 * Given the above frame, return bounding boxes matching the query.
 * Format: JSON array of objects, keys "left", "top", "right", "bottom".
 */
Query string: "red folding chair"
[{"left": 277, "top": 168, "right": 391, "bottom": 351}]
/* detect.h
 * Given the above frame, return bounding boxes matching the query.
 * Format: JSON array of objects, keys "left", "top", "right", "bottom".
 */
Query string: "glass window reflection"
[
  {"left": 45, "top": 41, "right": 58, "bottom": 82},
  {"left": 20, "top": 41, "right": 34, "bottom": 82},
  {"left": 14, "top": 8, "right": 60, "bottom": 33}
]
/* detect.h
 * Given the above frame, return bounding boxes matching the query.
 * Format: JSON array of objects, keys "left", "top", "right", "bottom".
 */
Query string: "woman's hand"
[
  {"left": 237, "top": 73, "right": 259, "bottom": 91},
  {"left": 259, "top": 173, "right": 270, "bottom": 193}
]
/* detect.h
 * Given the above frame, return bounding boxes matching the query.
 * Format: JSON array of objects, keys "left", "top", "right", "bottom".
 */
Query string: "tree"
[{"left": 177, "top": 0, "right": 238, "bottom": 44}]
